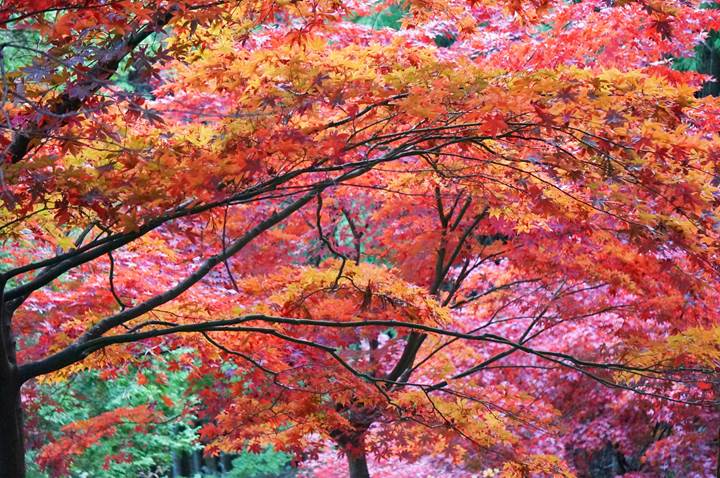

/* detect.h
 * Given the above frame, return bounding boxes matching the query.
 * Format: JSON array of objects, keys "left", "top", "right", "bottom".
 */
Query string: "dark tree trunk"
[
  {"left": 1, "top": 295, "right": 26, "bottom": 478},
  {"left": 345, "top": 437, "right": 370, "bottom": 478},
  {"left": 0, "top": 368, "right": 25, "bottom": 478},
  {"left": 220, "top": 452, "right": 233, "bottom": 473}
]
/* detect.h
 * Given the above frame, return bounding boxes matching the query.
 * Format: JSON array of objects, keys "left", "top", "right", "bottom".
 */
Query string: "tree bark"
[
  {"left": 1, "top": 288, "right": 25, "bottom": 478},
  {"left": 345, "top": 437, "right": 370, "bottom": 478},
  {"left": 0, "top": 370, "right": 25, "bottom": 478}
]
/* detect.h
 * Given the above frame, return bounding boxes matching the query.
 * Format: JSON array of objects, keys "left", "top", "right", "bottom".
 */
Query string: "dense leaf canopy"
[{"left": 2, "top": 0, "right": 720, "bottom": 476}]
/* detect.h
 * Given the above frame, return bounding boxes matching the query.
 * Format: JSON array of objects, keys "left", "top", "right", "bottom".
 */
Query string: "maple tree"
[{"left": 3, "top": 0, "right": 720, "bottom": 477}]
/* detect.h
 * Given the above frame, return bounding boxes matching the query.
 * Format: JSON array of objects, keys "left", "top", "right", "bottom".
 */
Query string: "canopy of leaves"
[{"left": 3, "top": 0, "right": 720, "bottom": 476}]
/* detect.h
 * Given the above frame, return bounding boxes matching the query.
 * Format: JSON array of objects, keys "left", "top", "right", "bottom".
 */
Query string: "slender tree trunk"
[
  {"left": 1, "top": 294, "right": 26, "bottom": 478},
  {"left": 345, "top": 437, "right": 370, "bottom": 478},
  {"left": 0, "top": 368, "right": 25, "bottom": 478}
]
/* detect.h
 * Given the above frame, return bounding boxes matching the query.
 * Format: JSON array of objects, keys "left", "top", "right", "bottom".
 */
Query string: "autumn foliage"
[{"left": 3, "top": 0, "right": 720, "bottom": 476}]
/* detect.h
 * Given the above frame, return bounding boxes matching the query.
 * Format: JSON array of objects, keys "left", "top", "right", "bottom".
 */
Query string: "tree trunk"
[
  {"left": 1, "top": 294, "right": 26, "bottom": 478},
  {"left": 345, "top": 437, "right": 370, "bottom": 478},
  {"left": 0, "top": 375, "right": 25, "bottom": 478}
]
